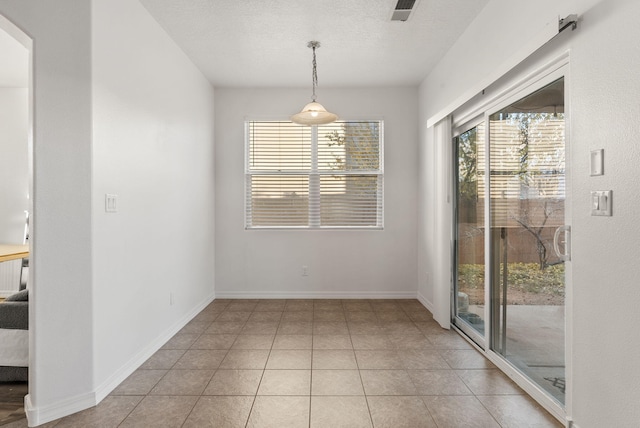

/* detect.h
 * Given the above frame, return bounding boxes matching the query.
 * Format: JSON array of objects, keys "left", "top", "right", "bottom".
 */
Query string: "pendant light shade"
[
  {"left": 291, "top": 41, "right": 337, "bottom": 126},
  {"left": 291, "top": 101, "right": 338, "bottom": 125}
]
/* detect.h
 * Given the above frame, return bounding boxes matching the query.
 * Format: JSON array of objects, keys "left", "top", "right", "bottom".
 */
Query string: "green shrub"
[{"left": 457, "top": 263, "right": 565, "bottom": 296}]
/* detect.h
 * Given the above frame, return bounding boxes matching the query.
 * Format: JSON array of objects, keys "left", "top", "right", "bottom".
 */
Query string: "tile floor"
[{"left": 2, "top": 299, "right": 562, "bottom": 427}]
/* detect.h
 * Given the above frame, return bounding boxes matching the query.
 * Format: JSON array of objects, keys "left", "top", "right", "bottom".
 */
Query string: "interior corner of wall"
[{"left": 417, "top": 291, "right": 434, "bottom": 313}]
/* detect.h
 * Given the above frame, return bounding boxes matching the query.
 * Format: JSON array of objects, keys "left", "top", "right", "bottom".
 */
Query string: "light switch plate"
[
  {"left": 591, "top": 190, "right": 612, "bottom": 216},
  {"left": 105, "top": 194, "right": 118, "bottom": 213},
  {"left": 590, "top": 149, "right": 604, "bottom": 176}
]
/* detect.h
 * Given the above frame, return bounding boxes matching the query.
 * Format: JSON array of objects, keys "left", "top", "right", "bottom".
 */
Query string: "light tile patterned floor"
[{"left": 2, "top": 299, "right": 562, "bottom": 427}]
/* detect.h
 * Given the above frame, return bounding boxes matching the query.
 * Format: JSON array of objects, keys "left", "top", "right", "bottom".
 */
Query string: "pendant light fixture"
[{"left": 291, "top": 41, "right": 338, "bottom": 126}]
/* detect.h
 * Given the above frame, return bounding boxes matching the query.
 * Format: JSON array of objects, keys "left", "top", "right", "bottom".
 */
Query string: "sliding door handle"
[{"left": 553, "top": 225, "right": 571, "bottom": 261}]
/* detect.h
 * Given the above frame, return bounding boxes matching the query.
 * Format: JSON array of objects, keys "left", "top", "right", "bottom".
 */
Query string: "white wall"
[
  {"left": 0, "top": 1, "right": 94, "bottom": 424},
  {"left": 215, "top": 87, "right": 418, "bottom": 298},
  {"left": 0, "top": 88, "right": 28, "bottom": 244},
  {"left": 91, "top": 0, "right": 215, "bottom": 402},
  {"left": 419, "top": 0, "right": 640, "bottom": 426},
  {"left": 0, "top": 0, "right": 216, "bottom": 424}
]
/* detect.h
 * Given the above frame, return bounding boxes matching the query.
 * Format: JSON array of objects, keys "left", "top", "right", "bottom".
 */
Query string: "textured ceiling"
[{"left": 139, "top": 0, "right": 489, "bottom": 88}]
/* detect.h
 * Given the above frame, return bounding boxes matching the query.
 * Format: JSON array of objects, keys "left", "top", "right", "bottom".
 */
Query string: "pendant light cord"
[{"left": 308, "top": 41, "right": 320, "bottom": 102}]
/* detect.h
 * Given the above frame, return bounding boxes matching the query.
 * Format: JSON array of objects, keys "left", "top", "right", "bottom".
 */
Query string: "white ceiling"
[
  {"left": 139, "top": 0, "right": 489, "bottom": 88},
  {"left": 0, "top": 28, "right": 28, "bottom": 88}
]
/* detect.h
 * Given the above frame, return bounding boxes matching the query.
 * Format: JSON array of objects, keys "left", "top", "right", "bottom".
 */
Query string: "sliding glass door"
[
  {"left": 453, "top": 76, "right": 568, "bottom": 408},
  {"left": 453, "top": 121, "right": 486, "bottom": 344},
  {"left": 489, "top": 78, "right": 566, "bottom": 405}
]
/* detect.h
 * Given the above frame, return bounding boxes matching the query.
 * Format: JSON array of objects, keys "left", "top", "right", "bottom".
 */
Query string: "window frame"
[{"left": 244, "top": 119, "right": 384, "bottom": 230}]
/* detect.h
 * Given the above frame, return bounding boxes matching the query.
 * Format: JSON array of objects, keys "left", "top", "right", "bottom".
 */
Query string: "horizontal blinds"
[
  {"left": 246, "top": 175, "right": 309, "bottom": 226},
  {"left": 246, "top": 120, "right": 383, "bottom": 228},
  {"left": 319, "top": 175, "right": 383, "bottom": 226},
  {"left": 247, "top": 121, "right": 311, "bottom": 171}
]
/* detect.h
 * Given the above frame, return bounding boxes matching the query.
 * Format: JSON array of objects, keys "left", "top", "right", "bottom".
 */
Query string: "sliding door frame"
[
  {"left": 450, "top": 52, "right": 572, "bottom": 424},
  {"left": 452, "top": 115, "right": 488, "bottom": 349}
]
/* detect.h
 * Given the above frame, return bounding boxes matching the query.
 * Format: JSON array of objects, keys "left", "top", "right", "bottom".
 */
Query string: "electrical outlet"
[
  {"left": 170, "top": 292, "right": 174, "bottom": 306},
  {"left": 302, "top": 265, "right": 309, "bottom": 276}
]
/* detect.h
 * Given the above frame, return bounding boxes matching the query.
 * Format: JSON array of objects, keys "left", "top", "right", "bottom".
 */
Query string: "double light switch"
[{"left": 591, "top": 190, "right": 612, "bottom": 216}]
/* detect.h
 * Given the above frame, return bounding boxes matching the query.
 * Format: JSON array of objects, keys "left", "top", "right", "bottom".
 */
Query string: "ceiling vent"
[{"left": 391, "top": 0, "right": 419, "bottom": 22}]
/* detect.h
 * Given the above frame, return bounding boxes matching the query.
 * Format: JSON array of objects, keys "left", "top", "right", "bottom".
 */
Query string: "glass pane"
[
  {"left": 454, "top": 122, "right": 486, "bottom": 336},
  {"left": 317, "top": 121, "right": 381, "bottom": 171},
  {"left": 489, "top": 78, "right": 566, "bottom": 404}
]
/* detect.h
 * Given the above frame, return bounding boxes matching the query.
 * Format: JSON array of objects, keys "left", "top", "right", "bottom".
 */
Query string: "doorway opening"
[{"left": 0, "top": 14, "right": 32, "bottom": 426}]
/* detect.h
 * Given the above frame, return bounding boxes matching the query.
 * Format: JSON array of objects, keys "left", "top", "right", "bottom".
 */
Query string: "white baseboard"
[
  {"left": 214, "top": 290, "right": 417, "bottom": 299},
  {"left": 94, "top": 292, "right": 216, "bottom": 402},
  {"left": 25, "top": 390, "right": 96, "bottom": 427},
  {"left": 416, "top": 291, "right": 434, "bottom": 313},
  {"left": 25, "top": 292, "right": 216, "bottom": 427}
]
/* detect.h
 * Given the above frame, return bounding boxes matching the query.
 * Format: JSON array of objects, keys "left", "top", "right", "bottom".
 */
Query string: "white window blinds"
[{"left": 246, "top": 120, "right": 383, "bottom": 229}]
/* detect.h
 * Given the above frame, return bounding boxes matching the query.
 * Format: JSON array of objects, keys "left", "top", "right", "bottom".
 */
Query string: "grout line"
[
  {"left": 177, "top": 394, "right": 199, "bottom": 428},
  {"left": 178, "top": 303, "right": 228, "bottom": 428},
  {"left": 309, "top": 303, "right": 316, "bottom": 428},
  {"left": 352, "top": 324, "right": 375, "bottom": 428}
]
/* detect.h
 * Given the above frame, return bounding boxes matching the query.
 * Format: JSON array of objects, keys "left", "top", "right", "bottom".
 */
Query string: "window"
[{"left": 245, "top": 120, "right": 383, "bottom": 229}]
